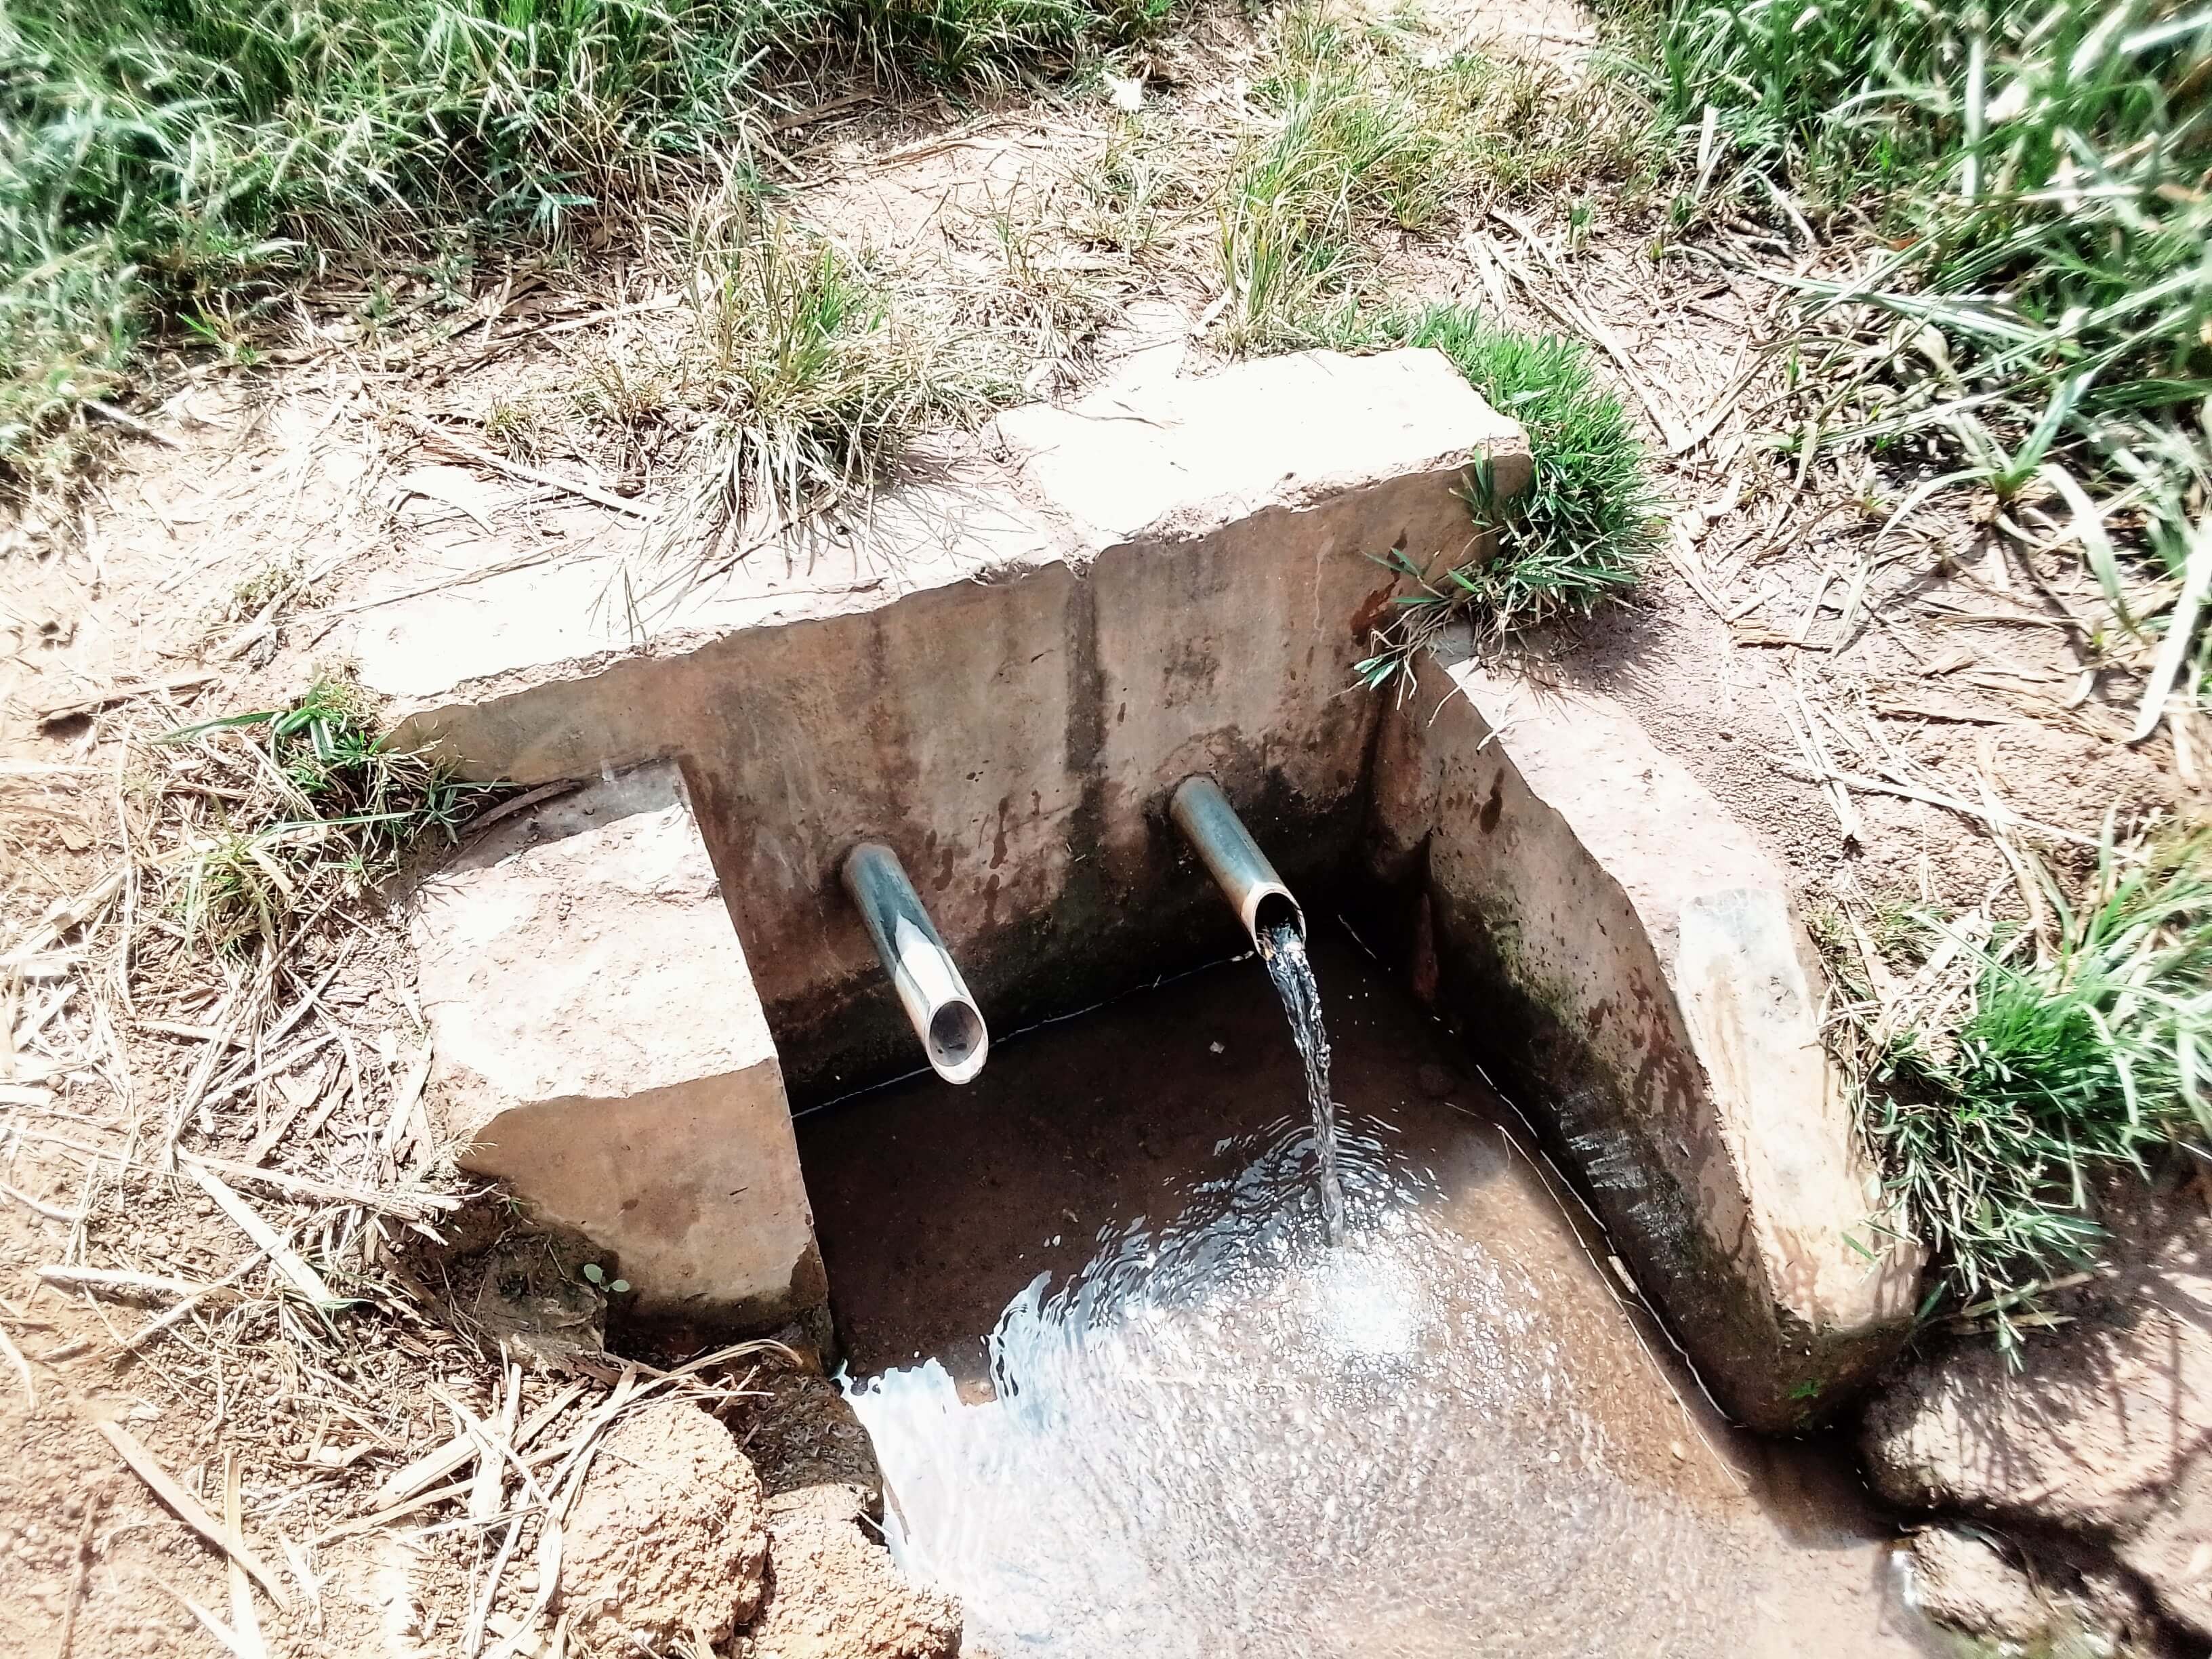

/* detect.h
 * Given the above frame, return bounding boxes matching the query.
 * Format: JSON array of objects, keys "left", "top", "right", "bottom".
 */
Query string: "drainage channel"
[{"left": 796, "top": 927, "right": 1940, "bottom": 1659}]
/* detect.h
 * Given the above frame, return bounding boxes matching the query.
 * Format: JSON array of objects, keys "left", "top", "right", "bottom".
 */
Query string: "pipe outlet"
[
  {"left": 841, "top": 842, "right": 990, "bottom": 1085},
  {"left": 1168, "top": 775, "right": 1305, "bottom": 950}
]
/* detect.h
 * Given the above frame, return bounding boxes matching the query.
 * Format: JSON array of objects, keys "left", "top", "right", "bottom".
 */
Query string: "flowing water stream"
[
  {"left": 804, "top": 935, "right": 1934, "bottom": 1659},
  {"left": 1255, "top": 919, "right": 1344, "bottom": 1236}
]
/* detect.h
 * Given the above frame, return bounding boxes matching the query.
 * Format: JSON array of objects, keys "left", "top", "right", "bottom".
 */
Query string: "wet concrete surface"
[{"left": 798, "top": 927, "right": 1942, "bottom": 1657}]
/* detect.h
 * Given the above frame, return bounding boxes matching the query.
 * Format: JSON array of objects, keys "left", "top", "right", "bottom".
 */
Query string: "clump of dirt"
[
  {"left": 1863, "top": 1165, "right": 2212, "bottom": 1650},
  {"left": 564, "top": 1399, "right": 770, "bottom": 1654},
  {"left": 553, "top": 1351, "right": 959, "bottom": 1659},
  {"left": 725, "top": 1341, "right": 886, "bottom": 1525},
  {"left": 398, "top": 1199, "right": 612, "bottom": 1368},
  {"left": 1908, "top": 1528, "right": 2048, "bottom": 1643},
  {"left": 742, "top": 1513, "right": 962, "bottom": 1659},
  {"left": 1906, "top": 1528, "right": 2106, "bottom": 1650}
]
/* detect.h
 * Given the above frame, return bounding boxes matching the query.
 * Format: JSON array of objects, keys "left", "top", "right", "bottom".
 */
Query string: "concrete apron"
[{"left": 384, "top": 348, "right": 1915, "bottom": 1429}]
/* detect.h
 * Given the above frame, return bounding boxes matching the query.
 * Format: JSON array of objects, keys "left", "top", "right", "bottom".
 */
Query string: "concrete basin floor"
[{"left": 798, "top": 933, "right": 1942, "bottom": 1658}]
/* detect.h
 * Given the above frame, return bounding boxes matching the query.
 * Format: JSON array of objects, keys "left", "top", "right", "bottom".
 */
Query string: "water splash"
[
  {"left": 1255, "top": 919, "right": 1344, "bottom": 1236},
  {"left": 846, "top": 1118, "right": 1762, "bottom": 1659}
]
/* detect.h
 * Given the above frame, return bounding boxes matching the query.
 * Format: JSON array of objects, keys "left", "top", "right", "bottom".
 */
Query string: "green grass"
[
  {"left": 1324, "top": 304, "right": 1660, "bottom": 687},
  {"left": 1203, "top": 9, "right": 1660, "bottom": 677},
  {"left": 0, "top": 0, "right": 1169, "bottom": 486},
  {"left": 159, "top": 680, "right": 494, "bottom": 951},
  {"left": 1632, "top": 0, "right": 2212, "bottom": 723},
  {"left": 677, "top": 213, "right": 1017, "bottom": 560},
  {"left": 1218, "top": 14, "right": 1457, "bottom": 352},
  {"left": 1839, "top": 827, "right": 2211, "bottom": 1353},
  {"left": 1218, "top": 5, "right": 1654, "bottom": 351}
]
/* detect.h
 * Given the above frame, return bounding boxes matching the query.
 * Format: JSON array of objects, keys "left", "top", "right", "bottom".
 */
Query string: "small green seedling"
[{"left": 581, "top": 1263, "right": 630, "bottom": 1294}]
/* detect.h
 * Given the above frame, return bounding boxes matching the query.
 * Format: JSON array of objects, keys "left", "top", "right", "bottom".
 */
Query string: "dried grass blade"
[
  {"left": 224, "top": 1454, "right": 268, "bottom": 1659},
  {"left": 99, "top": 1422, "right": 291, "bottom": 1611},
  {"left": 1, "top": 871, "right": 125, "bottom": 964},
  {"left": 369, "top": 1380, "right": 586, "bottom": 1509},
  {"left": 467, "top": 1366, "right": 516, "bottom": 1523},
  {"left": 116, "top": 1244, "right": 269, "bottom": 1352},
  {"left": 2129, "top": 517, "right": 2211, "bottom": 743},
  {"left": 380, "top": 1041, "right": 434, "bottom": 1172},
  {"left": 399, "top": 415, "right": 651, "bottom": 518},
  {"left": 38, "top": 1265, "right": 204, "bottom": 1300},
  {"left": 0, "top": 1322, "right": 33, "bottom": 1406},
  {"left": 172, "top": 1593, "right": 260, "bottom": 1659},
  {"left": 180, "top": 1149, "right": 456, "bottom": 1218},
  {"left": 188, "top": 1166, "right": 340, "bottom": 1307}
]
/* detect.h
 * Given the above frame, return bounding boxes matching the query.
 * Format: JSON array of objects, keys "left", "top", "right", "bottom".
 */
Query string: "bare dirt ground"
[{"left": 0, "top": 1, "right": 2201, "bottom": 1655}]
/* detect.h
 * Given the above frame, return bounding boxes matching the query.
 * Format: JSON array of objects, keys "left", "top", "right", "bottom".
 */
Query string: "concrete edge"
[
  {"left": 407, "top": 760, "right": 824, "bottom": 1328},
  {"left": 1371, "top": 650, "right": 1921, "bottom": 1430}
]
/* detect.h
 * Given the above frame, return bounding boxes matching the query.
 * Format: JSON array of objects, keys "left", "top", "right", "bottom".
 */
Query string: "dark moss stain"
[
  {"left": 1402, "top": 876, "right": 1902, "bottom": 1433},
  {"left": 1349, "top": 580, "right": 1397, "bottom": 642},
  {"left": 1163, "top": 636, "right": 1219, "bottom": 697},
  {"left": 1478, "top": 774, "right": 1504, "bottom": 834}
]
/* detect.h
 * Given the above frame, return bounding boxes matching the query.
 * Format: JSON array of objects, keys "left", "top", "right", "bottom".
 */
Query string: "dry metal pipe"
[
  {"left": 1168, "top": 775, "right": 1306, "bottom": 949},
  {"left": 841, "top": 842, "right": 990, "bottom": 1085}
]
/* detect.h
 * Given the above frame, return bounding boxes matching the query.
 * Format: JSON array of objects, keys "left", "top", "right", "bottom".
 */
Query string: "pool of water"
[{"left": 797, "top": 929, "right": 1938, "bottom": 1659}]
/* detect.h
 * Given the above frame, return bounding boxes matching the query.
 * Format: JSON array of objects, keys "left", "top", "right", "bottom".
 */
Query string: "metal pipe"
[
  {"left": 840, "top": 842, "right": 990, "bottom": 1085},
  {"left": 1168, "top": 775, "right": 1305, "bottom": 949}
]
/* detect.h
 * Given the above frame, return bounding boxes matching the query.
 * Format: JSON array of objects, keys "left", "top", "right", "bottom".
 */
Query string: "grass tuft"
[
  {"left": 1217, "top": 6, "right": 1654, "bottom": 352},
  {"left": 673, "top": 213, "right": 1017, "bottom": 562},
  {"left": 1834, "top": 824, "right": 2212, "bottom": 1354},
  {"left": 1218, "top": 45, "right": 1448, "bottom": 349},
  {"left": 1327, "top": 304, "right": 1661, "bottom": 687},
  {"left": 1636, "top": 0, "right": 2212, "bottom": 718},
  {"left": 1061, "top": 114, "right": 1201, "bottom": 261},
  {"left": 0, "top": 0, "right": 1169, "bottom": 485},
  {"left": 159, "top": 680, "right": 494, "bottom": 952}
]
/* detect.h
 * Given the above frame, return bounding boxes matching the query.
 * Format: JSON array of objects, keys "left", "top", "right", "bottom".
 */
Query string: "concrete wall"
[
  {"left": 1365, "top": 649, "right": 1919, "bottom": 1430},
  {"left": 362, "top": 349, "right": 1529, "bottom": 1097},
  {"left": 379, "top": 349, "right": 1912, "bottom": 1420}
]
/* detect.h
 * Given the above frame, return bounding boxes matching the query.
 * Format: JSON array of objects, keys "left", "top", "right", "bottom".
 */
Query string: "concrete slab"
[
  {"left": 1367, "top": 650, "right": 1919, "bottom": 1429},
  {"left": 359, "top": 476, "right": 1076, "bottom": 778},
  {"left": 407, "top": 763, "right": 822, "bottom": 1325},
  {"left": 994, "top": 346, "right": 1530, "bottom": 546}
]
